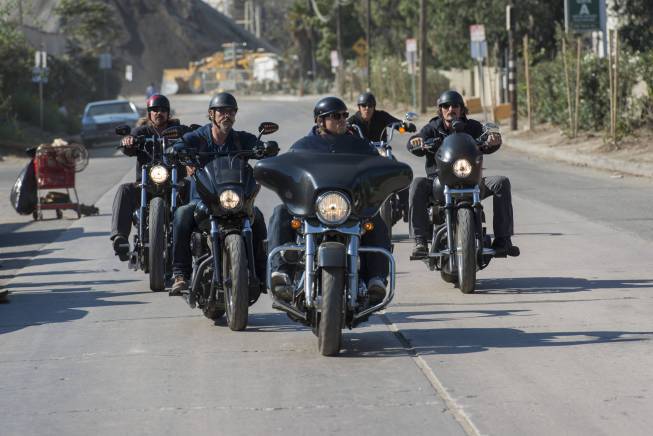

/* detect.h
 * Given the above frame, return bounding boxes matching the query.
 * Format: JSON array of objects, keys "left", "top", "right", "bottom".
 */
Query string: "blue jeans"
[{"left": 172, "top": 203, "right": 267, "bottom": 279}]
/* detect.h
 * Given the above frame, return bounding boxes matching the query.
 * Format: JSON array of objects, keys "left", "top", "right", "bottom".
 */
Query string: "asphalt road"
[{"left": 1, "top": 95, "right": 652, "bottom": 435}]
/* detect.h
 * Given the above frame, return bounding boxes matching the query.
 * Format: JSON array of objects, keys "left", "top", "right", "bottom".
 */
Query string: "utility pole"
[
  {"left": 336, "top": 1, "right": 344, "bottom": 95},
  {"left": 507, "top": 3, "right": 518, "bottom": 130},
  {"left": 366, "top": 0, "right": 371, "bottom": 91},
  {"left": 418, "top": 0, "right": 427, "bottom": 113}
]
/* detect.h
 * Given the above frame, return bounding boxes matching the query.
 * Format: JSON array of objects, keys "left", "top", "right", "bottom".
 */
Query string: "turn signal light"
[
  {"left": 290, "top": 219, "right": 302, "bottom": 230},
  {"left": 363, "top": 221, "right": 375, "bottom": 232},
  {"left": 398, "top": 126, "right": 406, "bottom": 133}
]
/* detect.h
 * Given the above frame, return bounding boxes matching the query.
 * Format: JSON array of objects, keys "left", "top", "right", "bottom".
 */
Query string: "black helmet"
[
  {"left": 146, "top": 94, "right": 170, "bottom": 112},
  {"left": 313, "top": 96, "right": 347, "bottom": 118},
  {"left": 436, "top": 90, "right": 465, "bottom": 108},
  {"left": 209, "top": 92, "right": 238, "bottom": 110},
  {"left": 357, "top": 92, "right": 376, "bottom": 107}
]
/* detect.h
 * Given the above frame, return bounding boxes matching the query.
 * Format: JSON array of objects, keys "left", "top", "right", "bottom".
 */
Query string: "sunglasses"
[
  {"left": 325, "top": 112, "right": 349, "bottom": 120},
  {"left": 215, "top": 107, "right": 237, "bottom": 115},
  {"left": 440, "top": 103, "right": 461, "bottom": 109},
  {"left": 358, "top": 104, "right": 374, "bottom": 109}
]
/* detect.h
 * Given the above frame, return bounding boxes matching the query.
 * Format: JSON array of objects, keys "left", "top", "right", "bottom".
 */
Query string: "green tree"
[
  {"left": 613, "top": 0, "right": 653, "bottom": 53},
  {"left": 55, "top": 0, "right": 119, "bottom": 56}
]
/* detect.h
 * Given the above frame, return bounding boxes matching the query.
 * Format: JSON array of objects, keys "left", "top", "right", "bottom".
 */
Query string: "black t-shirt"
[{"left": 348, "top": 109, "right": 401, "bottom": 142}]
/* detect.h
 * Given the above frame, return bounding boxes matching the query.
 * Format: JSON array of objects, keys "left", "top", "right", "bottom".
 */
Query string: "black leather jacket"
[
  {"left": 347, "top": 110, "right": 401, "bottom": 142},
  {"left": 407, "top": 116, "right": 499, "bottom": 177}
]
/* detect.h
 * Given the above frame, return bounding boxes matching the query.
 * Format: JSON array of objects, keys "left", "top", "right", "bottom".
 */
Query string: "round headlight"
[
  {"left": 452, "top": 159, "right": 472, "bottom": 178},
  {"left": 149, "top": 165, "right": 169, "bottom": 184},
  {"left": 219, "top": 189, "right": 241, "bottom": 210},
  {"left": 316, "top": 191, "right": 351, "bottom": 225}
]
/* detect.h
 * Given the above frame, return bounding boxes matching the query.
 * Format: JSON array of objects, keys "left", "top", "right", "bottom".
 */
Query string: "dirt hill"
[{"left": 4, "top": 0, "right": 275, "bottom": 93}]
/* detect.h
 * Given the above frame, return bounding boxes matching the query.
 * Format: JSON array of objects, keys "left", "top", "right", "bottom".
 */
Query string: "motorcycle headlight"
[
  {"left": 219, "top": 189, "right": 241, "bottom": 210},
  {"left": 452, "top": 159, "right": 472, "bottom": 178},
  {"left": 149, "top": 165, "right": 169, "bottom": 184},
  {"left": 316, "top": 191, "right": 351, "bottom": 225}
]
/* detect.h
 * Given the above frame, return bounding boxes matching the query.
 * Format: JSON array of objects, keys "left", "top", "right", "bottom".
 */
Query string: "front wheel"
[
  {"left": 148, "top": 197, "right": 166, "bottom": 292},
  {"left": 223, "top": 234, "right": 249, "bottom": 331},
  {"left": 455, "top": 208, "right": 477, "bottom": 294},
  {"left": 318, "top": 267, "right": 345, "bottom": 356}
]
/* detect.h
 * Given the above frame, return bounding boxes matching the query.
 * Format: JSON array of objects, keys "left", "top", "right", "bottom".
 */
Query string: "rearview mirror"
[
  {"left": 258, "top": 122, "right": 279, "bottom": 136},
  {"left": 405, "top": 112, "right": 419, "bottom": 122},
  {"left": 115, "top": 125, "right": 131, "bottom": 136}
]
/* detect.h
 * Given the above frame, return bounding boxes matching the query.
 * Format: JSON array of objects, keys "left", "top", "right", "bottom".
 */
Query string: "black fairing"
[
  {"left": 194, "top": 156, "right": 260, "bottom": 217},
  {"left": 254, "top": 152, "right": 412, "bottom": 218},
  {"left": 435, "top": 132, "right": 483, "bottom": 187}
]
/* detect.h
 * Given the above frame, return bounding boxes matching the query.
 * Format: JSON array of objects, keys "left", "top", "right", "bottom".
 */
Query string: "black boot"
[
  {"left": 492, "top": 237, "right": 520, "bottom": 257},
  {"left": 410, "top": 238, "right": 429, "bottom": 259},
  {"left": 112, "top": 235, "right": 130, "bottom": 262}
]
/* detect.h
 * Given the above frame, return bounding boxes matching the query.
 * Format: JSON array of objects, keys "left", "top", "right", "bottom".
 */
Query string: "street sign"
[
  {"left": 565, "top": 0, "right": 603, "bottom": 33},
  {"left": 34, "top": 51, "right": 47, "bottom": 69},
  {"left": 470, "top": 41, "right": 488, "bottom": 60},
  {"left": 469, "top": 24, "right": 486, "bottom": 42},
  {"left": 330, "top": 50, "right": 340, "bottom": 68},
  {"left": 32, "top": 67, "right": 48, "bottom": 84},
  {"left": 99, "top": 53, "right": 112, "bottom": 70},
  {"left": 125, "top": 65, "right": 133, "bottom": 82}
]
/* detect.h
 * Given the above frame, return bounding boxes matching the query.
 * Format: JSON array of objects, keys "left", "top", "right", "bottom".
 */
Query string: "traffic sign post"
[
  {"left": 99, "top": 53, "right": 112, "bottom": 99},
  {"left": 406, "top": 38, "right": 417, "bottom": 109},
  {"left": 33, "top": 50, "right": 48, "bottom": 130},
  {"left": 469, "top": 25, "right": 489, "bottom": 121}
]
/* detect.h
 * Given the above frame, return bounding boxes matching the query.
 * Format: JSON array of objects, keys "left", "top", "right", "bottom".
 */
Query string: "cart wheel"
[{"left": 56, "top": 209, "right": 63, "bottom": 219}]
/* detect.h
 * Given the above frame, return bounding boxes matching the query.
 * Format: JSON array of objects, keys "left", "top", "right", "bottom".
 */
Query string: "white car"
[{"left": 80, "top": 100, "right": 140, "bottom": 147}]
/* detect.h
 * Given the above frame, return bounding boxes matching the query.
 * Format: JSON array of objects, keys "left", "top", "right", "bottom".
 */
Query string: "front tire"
[
  {"left": 318, "top": 267, "right": 345, "bottom": 356},
  {"left": 455, "top": 208, "right": 477, "bottom": 294},
  {"left": 223, "top": 234, "right": 249, "bottom": 331},
  {"left": 148, "top": 197, "right": 166, "bottom": 292}
]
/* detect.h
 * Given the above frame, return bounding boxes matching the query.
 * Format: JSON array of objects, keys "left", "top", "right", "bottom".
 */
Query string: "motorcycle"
[
  {"left": 254, "top": 149, "right": 412, "bottom": 355},
  {"left": 410, "top": 122, "right": 517, "bottom": 294},
  {"left": 351, "top": 112, "right": 417, "bottom": 241},
  {"left": 174, "top": 123, "right": 279, "bottom": 331},
  {"left": 115, "top": 124, "right": 190, "bottom": 291}
]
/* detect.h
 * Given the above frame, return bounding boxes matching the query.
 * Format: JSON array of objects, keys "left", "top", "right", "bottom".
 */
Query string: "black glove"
[
  {"left": 405, "top": 122, "right": 417, "bottom": 133},
  {"left": 264, "top": 141, "right": 280, "bottom": 157}
]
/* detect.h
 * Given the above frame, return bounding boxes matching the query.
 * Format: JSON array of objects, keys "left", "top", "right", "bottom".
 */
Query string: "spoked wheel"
[
  {"left": 223, "top": 234, "right": 249, "bottom": 331},
  {"left": 148, "top": 197, "right": 166, "bottom": 292},
  {"left": 455, "top": 208, "right": 477, "bottom": 294},
  {"left": 318, "top": 267, "right": 345, "bottom": 356}
]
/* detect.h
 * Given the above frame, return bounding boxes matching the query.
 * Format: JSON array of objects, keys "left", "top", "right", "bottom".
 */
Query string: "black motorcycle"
[
  {"left": 254, "top": 151, "right": 412, "bottom": 356},
  {"left": 354, "top": 112, "right": 417, "bottom": 241},
  {"left": 411, "top": 123, "right": 514, "bottom": 294},
  {"left": 115, "top": 124, "right": 189, "bottom": 291},
  {"left": 174, "top": 123, "right": 279, "bottom": 331}
]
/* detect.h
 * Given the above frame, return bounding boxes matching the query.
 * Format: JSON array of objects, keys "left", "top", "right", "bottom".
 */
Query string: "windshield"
[
  {"left": 87, "top": 102, "right": 135, "bottom": 117},
  {"left": 203, "top": 155, "right": 247, "bottom": 184}
]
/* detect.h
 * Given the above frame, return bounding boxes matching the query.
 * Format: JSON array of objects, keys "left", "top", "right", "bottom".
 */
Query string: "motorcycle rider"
[
  {"left": 348, "top": 91, "right": 411, "bottom": 223},
  {"left": 111, "top": 94, "right": 180, "bottom": 261},
  {"left": 267, "top": 96, "right": 391, "bottom": 304},
  {"left": 170, "top": 92, "right": 271, "bottom": 296},
  {"left": 407, "top": 90, "right": 519, "bottom": 258},
  {"left": 347, "top": 92, "right": 402, "bottom": 141}
]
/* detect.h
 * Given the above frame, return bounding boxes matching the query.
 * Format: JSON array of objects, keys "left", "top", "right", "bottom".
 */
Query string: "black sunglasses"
[
  {"left": 358, "top": 104, "right": 374, "bottom": 108},
  {"left": 326, "top": 112, "right": 349, "bottom": 120},
  {"left": 440, "top": 103, "right": 461, "bottom": 109}
]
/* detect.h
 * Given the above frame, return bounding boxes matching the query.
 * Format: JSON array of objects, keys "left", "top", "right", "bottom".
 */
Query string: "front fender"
[{"left": 317, "top": 241, "right": 347, "bottom": 268}]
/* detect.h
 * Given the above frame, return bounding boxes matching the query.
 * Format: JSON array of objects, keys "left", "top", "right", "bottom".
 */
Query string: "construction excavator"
[{"left": 161, "top": 46, "right": 278, "bottom": 95}]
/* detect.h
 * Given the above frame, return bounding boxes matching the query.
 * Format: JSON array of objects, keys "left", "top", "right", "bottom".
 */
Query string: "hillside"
[{"left": 4, "top": 0, "right": 276, "bottom": 93}]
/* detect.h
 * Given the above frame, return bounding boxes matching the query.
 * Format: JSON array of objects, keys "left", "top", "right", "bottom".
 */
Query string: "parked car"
[{"left": 80, "top": 100, "right": 140, "bottom": 147}]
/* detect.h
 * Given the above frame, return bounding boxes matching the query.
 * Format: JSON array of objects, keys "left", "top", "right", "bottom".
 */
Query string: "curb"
[{"left": 503, "top": 133, "right": 653, "bottom": 179}]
